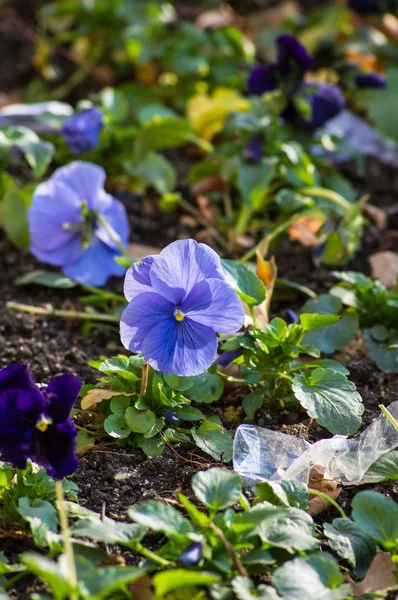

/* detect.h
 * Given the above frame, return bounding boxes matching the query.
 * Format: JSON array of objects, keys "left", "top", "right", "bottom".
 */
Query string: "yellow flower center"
[
  {"left": 174, "top": 308, "right": 185, "bottom": 322},
  {"left": 35, "top": 415, "right": 53, "bottom": 432}
]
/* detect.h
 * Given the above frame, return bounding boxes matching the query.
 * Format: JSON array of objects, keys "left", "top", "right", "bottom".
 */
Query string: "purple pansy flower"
[
  {"left": 120, "top": 240, "right": 245, "bottom": 376},
  {"left": 243, "top": 135, "right": 264, "bottom": 163},
  {"left": 179, "top": 542, "right": 204, "bottom": 567},
  {"left": 60, "top": 107, "right": 103, "bottom": 154},
  {"left": 301, "top": 83, "right": 345, "bottom": 129},
  {"left": 28, "top": 161, "right": 129, "bottom": 286},
  {"left": 354, "top": 72, "right": 386, "bottom": 88},
  {"left": 0, "top": 364, "right": 81, "bottom": 479}
]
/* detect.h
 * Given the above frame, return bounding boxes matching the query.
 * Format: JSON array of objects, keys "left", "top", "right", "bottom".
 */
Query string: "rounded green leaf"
[
  {"left": 125, "top": 407, "right": 156, "bottom": 434},
  {"left": 192, "top": 467, "right": 242, "bottom": 511}
]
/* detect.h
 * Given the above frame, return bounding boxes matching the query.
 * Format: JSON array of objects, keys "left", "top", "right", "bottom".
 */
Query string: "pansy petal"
[
  {"left": 276, "top": 34, "right": 314, "bottom": 73},
  {"left": 51, "top": 161, "right": 111, "bottom": 212},
  {"left": 0, "top": 364, "right": 36, "bottom": 393},
  {"left": 302, "top": 83, "right": 345, "bottom": 129},
  {"left": 63, "top": 236, "right": 126, "bottom": 286},
  {"left": 150, "top": 239, "right": 225, "bottom": 305},
  {"left": 61, "top": 108, "right": 103, "bottom": 154},
  {"left": 95, "top": 195, "right": 129, "bottom": 251},
  {"left": 0, "top": 389, "right": 43, "bottom": 438},
  {"left": 39, "top": 420, "right": 78, "bottom": 479},
  {"left": 247, "top": 65, "right": 278, "bottom": 95},
  {"left": 181, "top": 279, "right": 245, "bottom": 334},
  {"left": 46, "top": 374, "right": 82, "bottom": 423},
  {"left": 124, "top": 257, "right": 155, "bottom": 302},
  {"left": 142, "top": 318, "right": 217, "bottom": 376},
  {"left": 355, "top": 72, "right": 386, "bottom": 89}
]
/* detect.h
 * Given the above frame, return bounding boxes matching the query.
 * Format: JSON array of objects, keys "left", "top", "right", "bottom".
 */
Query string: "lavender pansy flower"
[
  {"left": 120, "top": 240, "right": 245, "bottom": 376},
  {"left": 28, "top": 161, "right": 129, "bottom": 286},
  {"left": 179, "top": 542, "right": 204, "bottom": 567},
  {"left": 0, "top": 364, "right": 81, "bottom": 479},
  {"left": 60, "top": 107, "right": 103, "bottom": 154}
]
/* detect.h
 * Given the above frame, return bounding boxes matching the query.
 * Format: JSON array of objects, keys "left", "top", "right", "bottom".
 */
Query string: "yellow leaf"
[
  {"left": 81, "top": 389, "right": 121, "bottom": 411},
  {"left": 187, "top": 87, "right": 250, "bottom": 141}
]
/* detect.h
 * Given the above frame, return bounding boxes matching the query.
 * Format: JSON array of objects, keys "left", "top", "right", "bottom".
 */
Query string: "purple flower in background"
[
  {"left": 60, "top": 107, "right": 103, "bottom": 154},
  {"left": 29, "top": 161, "right": 129, "bottom": 286},
  {"left": 179, "top": 542, "right": 204, "bottom": 567},
  {"left": 301, "top": 84, "right": 345, "bottom": 129},
  {"left": 216, "top": 347, "right": 244, "bottom": 367},
  {"left": 120, "top": 240, "right": 245, "bottom": 376},
  {"left": 354, "top": 72, "right": 386, "bottom": 88},
  {"left": 0, "top": 364, "right": 81, "bottom": 479},
  {"left": 248, "top": 35, "right": 313, "bottom": 96},
  {"left": 243, "top": 135, "right": 264, "bottom": 163}
]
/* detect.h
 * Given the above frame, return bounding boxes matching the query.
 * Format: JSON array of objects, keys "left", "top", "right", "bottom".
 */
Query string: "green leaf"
[
  {"left": 174, "top": 406, "right": 204, "bottom": 421},
  {"left": 256, "top": 508, "right": 317, "bottom": 553},
  {"left": 140, "top": 434, "right": 165, "bottom": 457},
  {"left": 192, "top": 468, "right": 242, "bottom": 511},
  {"left": 232, "top": 577, "right": 280, "bottom": 600},
  {"left": 104, "top": 414, "right": 130, "bottom": 439},
  {"left": 98, "top": 356, "right": 140, "bottom": 383},
  {"left": 363, "top": 450, "right": 398, "bottom": 484},
  {"left": 0, "top": 126, "right": 54, "bottom": 177},
  {"left": 125, "top": 406, "right": 156, "bottom": 434},
  {"left": 164, "top": 374, "right": 196, "bottom": 391},
  {"left": 17, "top": 498, "right": 59, "bottom": 549},
  {"left": 71, "top": 516, "right": 146, "bottom": 546},
  {"left": 110, "top": 395, "right": 131, "bottom": 415},
  {"left": 222, "top": 259, "right": 265, "bottom": 306},
  {"left": 237, "top": 158, "right": 278, "bottom": 208},
  {"left": 273, "top": 553, "right": 350, "bottom": 600},
  {"left": 128, "top": 501, "right": 193, "bottom": 537},
  {"left": 2, "top": 179, "right": 31, "bottom": 251},
  {"left": 186, "top": 372, "right": 224, "bottom": 404},
  {"left": 324, "top": 519, "right": 376, "bottom": 580},
  {"left": 301, "top": 294, "right": 359, "bottom": 353},
  {"left": 125, "top": 152, "right": 176, "bottom": 195},
  {"left": 100, "top": 87, "right": 129, "bottom": 123},
  {"left": 360, "top": 66, "right": 398, "bottom": 143},
  {"left": 242, "top": 391, "right": 264, "bottom": 419},
  {"left": 153, "top": 570, "right": 220, "bottom": 596},
  {"left": 292, "top": 367, "right": 363, "bottom": 434},
  {"left": 137, "top": 104, "right": 177, "bottom": 124},
  {"left": 192, "top": 421, "right": 233, "bottom": 462},
  {"left": 134, "top": 117, "right": 197, "bottom": 158},
  {"left": 299, "top": 313, "right": 341, "bottom": 331},
  {"left": 83, "top": 566, "right": 148, "bottom": 599},
  {"left": 15, "top": 270, "right": 77, "bottom": 289},
  {"left": 352, "top": 491, "right": 398, "bottom": 552},
  {"left": 363, "top": 327, "right": 398, "bottom": 372},
  {"left": 306, "top": 359, "right": 349, "bottom": 375},
  {"left": 21, "top": 554, "right": 74, "bottom": 600},
  {"left": 255, "top": 481, "right": 308, "bottom": 510}
]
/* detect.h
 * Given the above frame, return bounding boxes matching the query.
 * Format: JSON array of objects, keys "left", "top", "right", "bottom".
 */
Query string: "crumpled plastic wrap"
[{"left": 233, "top": 401, "right": 398, "bottom": 487}]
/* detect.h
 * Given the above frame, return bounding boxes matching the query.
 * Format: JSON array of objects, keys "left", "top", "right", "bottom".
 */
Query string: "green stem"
[
  {"left": 308, "top": 489, "right": 347, "bottom": 519},
  {"left": 7, "top": 302, "right": 120, "bottom": 323},
  {"left": 298, "top": 187, "right": 352, "bottom": 213},
  {"left": 379, "top": 405, "right": 398, "bottom": 431},
  {"left": 134, "top": 542, "right": 172, "bottom": 567},
  {"left": 80, "top": 283, "right": 126, "bottom": 303},
  {"left": 55, "top": 480, "right": 78, "bottom": 599},
  {"left": 97, "top": 214, "right": 130, "bottom": 261},
  {"left": 2, "top": 572, "right": 26, "bottom": 591},
  {"left": 234, "top": 205, "right": 253, "bottom": 238},
  {"left": 249, "top": 306, "right": 258, "bottom": 329}
]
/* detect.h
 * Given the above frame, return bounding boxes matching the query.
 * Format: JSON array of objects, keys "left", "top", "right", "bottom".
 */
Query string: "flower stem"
[
  {"left": 298, "top": 187, "right": 352, "bottom": 213},
  {"left": 96, "top": 214, "right": 130, "bottom": 260},
  {"left": 134, "top": 542, "right": 172, "bottom": 566},
  {"left": 379, "top": 404, "right": 398, "bottom": 432},
  {"left": 308, "top": 489, "right": 347, "bottom": 519},
  {"left": 55, "top": 480, "right": 78, "bottom": 599},
  {"left": 7, "top": 302, "right": 120, "bottom": 323},
  {"left": 140, "top": 362, "right": 149, "bottom": 396}
]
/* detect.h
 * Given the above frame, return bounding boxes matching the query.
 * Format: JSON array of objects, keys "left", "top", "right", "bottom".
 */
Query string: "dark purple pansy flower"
[
  {"left": 354, "top": 72, "right": 387, "bottom": 88},
  {"left": 0, "top": 364, "right": 81, "bottom": 479},
  {"left": 301, "top": 84, "right": 345, "bottom": 129},
  {"left": 281, "top": 309, "right": 299, "bottom": 324},
  {"left": 120, "top": 240, "right": 245, "bottom": 376},
  {"left": 164, "top": 409, "right": 179, "bottom": 425},
  {"left": 243, "top": 135, "right": 264, "bottom": 163},
  {"left": 179, "top": 542, "right": 203, "bottom": 567},
  {"left": 248, "top": 35, "right": 313, "bottom": 96},
  {"left": 216, "top": 347, "right": 244, "bottom": 367},
  {"left": 28, "top": 161, "right": 129, "bottom": 286},
  {"left": 60, "top": 107, "right": 103, "bottom": 154}
]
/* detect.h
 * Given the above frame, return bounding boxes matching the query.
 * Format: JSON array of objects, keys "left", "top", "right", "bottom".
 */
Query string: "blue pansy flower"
[
  {"left": 28, "top": 161, "right": 129, "bottom": 286},
  {"left": 179, "top": 542, "right": 203, "bottom": 567},
  {"left": 120, "top": 240, "right": 245, "bottom": 376},
  {"left": 0, "top": 364, "right": 81, "bottom": 479},
  {"left": 248, "top": 35, "right": 344, "bottom": 130},
  {"left": 60, "top": 107, "right": 103, "bottom": 154},
  {"left": 243, "top": 135, "right": 264, "bottom": 163}
]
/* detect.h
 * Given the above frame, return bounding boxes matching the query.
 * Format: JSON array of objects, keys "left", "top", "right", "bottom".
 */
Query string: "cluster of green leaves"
[
  {"left": 220, "top": 312, "right": 364, "bottom": 435},
  {"left": 2, "top": 467, "right": 397, "bottom": 599},
  {"left": 80, "top": 355, "right": 233, "bottom": 459},
  {"left": 302, "top": 271, "right": 398, "bottom": 371},
  {"left": 0, "top": 461, "right": 77, "bottom": 552},
  {"left": 189, "top": 98, "right": 364, "bottom": 262}
]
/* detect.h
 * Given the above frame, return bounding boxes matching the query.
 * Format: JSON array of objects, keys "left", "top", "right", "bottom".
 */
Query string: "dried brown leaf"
[
  {"left": 369, "top": 251, "right": 398, "bottom": 288},
  {"left": 288, "top": 216, "right": 324, "bottom": 247},
  {"left": 348, "top": 552, "right": 397, "bottom": 595},
  {"left": 81, "top": 389, "right": 122, "bottom": 411}
]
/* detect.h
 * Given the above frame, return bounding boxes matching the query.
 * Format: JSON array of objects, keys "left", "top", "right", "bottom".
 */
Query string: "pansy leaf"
[
  {"left": 20, "top": 554, "right": 74, "bottom": 600},
  {"left": 98, "top": 356, "right": 140, "bottom": 383},
  {"left": 363, "top": 327, "right": 398, "bottom": 372},
  {"left": 232, "top": 577, "right": 280, "bottom": 600},
  {"left": 125, "top": 407, "right": 156, "bottom": 434},
  {"left": 17, "top": 498, "right": 59, "bottom": 550},
  {"left": 255, "top": 481, "right": 309, "bottom": 510},
  {"left": 153, "top": 570, "right": 220, "bottom": 596},
  {"left": 186, "top": 372, "right": 224, "bottom": 404},
  {"left": 299, "top": 313, "right": 341, "bottom": 331},
  {"left": 273, "top": 553, "right": 350, "bottom": 600},
  {"left": 192, "top": 420, "right": 233, "bottom": 462},
  {"left": 237, "top": 158, "right": 278, "bottom": 208},
  {"left": 128, "top": 501, "right": 193, "bottom": 537},
  {"left": 71, "top": 516, "right": 146, "bottom": 546},
  {"left": 292, "top": 368, "right": 363, "bottom": 434},
  {"left": 222, "top": 259, "right": 265, "bottom": 306},
  {"left": 352, "top": 491, "right": 398, "bottom": 552},
  {"left": 15, "top": 270, "right": 77, "bottom": 289},
  {"left": 192, "top": 468, "right": 242, "bottom": 511},
  {"left": 134, "top": 117, "right": 198, "bottom": 158},
  {"left": 173, "top": 406, "right": 204, "bottom": 421},
  {"left": 104, "top": 414, "right": 130, "bottom": 439},
  {"left": 242, "top": 391, "right": 264, "bottom": 419},
  {"left": 83, "top": 566, "right": 149, "bottom": 599},
  {"left": 140, "top": 434, "right": 165, "bottom": 457},
  {"left": 301, "top": 294, "right": 359, "bottom": 353},
  {"left": 124, "top": 152, "right": 176, "bottom": 195},
  {"left": 362, "top": 450, "right": 398, "bottom": 484},
  {"left": 2, "top": 178, "right": 31, "bottom": 252},
  {"left": 256, "top": 508, "right": 317, "bottom": 553},
  {"left": 324, "top": 519, "right": 376, "bottom": 580}
]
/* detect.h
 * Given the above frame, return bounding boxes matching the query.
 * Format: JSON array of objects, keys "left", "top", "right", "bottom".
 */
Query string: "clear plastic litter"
[{"left": 233, "top": 401, "right": 398, "bottom": 487}]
